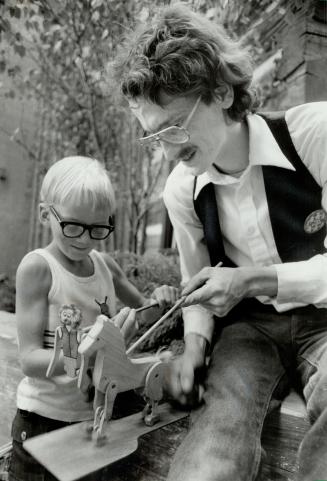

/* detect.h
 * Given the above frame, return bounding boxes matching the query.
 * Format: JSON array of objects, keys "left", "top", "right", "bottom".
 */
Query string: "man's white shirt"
[{"left": 163, "top": 102, "right": 327, "bottom": 343}]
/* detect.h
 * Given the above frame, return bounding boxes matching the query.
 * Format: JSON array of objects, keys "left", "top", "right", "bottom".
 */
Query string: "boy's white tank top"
[{"left": 16, "top": 248, "right": 117, "bottom": 422}]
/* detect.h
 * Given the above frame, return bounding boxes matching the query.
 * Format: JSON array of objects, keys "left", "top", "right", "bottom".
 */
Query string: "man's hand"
[
  {"left": 182, "top": 265, "right": 278, "bottom": 317},
  {"left": 182, "top": 267, "right": 246, "bottom": 316},
  {"left": 164, "top": 333, "right": 207, "bottom": 406}
]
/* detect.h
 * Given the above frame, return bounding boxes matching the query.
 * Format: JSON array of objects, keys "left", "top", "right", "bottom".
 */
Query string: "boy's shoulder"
[
  {"left": 17, "top": 250, "right": 52, "bottom": 286},
  {"left": 97, "top": 251, "right": 124, "bottom": 279},
  {"left": 95, "top": 250, "right": 110, "bottom": 264}
]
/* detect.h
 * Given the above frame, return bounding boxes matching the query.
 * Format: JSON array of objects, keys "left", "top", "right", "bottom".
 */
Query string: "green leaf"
[
  {"left": 91, "top": 0, "right": 104, "bottom": 8},
  {"left": 101, "top": 28, "right": 109, "bottom": 40},
  {"left": 14, "top": 44, "right": 26, "bottom": 57},
  {"left": 0, "top": 18, "right": 11, "bottom": 34},
  {"left": 49, "top": 24, "right": 61, "bottom": 35},
  {"left": 53, "top": 40, "right": 62, "bottom": 53},
  {"left": 32, "top": 20, "right": 40, "bottom": 32},
  {"left": 14, "top": 6, "right": 21, "bottom": 19},
  {"left": 91, "top": 10, "right": 100, "bottom": 23},
  {"left": 82, "top": 45, "right": 90, "bottom": 58}
]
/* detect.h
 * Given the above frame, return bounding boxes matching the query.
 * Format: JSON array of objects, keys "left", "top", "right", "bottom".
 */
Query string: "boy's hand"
[
  {"left": 140, "top": 285, "right": 180, "bottom": 325},
  {"left": 151, "top": 285, "right": 180, "bottom": 308},
  {"left": 113, "top": 307, "right": 137, "bottom": 345}
]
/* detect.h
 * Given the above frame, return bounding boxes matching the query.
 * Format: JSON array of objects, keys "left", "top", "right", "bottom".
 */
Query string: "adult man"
[{"left": 112, "top": 3, "right": 327, "bottom": 480}]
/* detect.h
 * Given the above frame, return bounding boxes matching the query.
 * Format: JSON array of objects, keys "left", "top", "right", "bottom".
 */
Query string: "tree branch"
[{"left": 0, "top": 125, "right": 37, "bottom": 160}]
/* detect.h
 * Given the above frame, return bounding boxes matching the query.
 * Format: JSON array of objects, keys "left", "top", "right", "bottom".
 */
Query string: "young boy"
[{"left": 9, "top": 155, "right": 179, "bottom": 481}]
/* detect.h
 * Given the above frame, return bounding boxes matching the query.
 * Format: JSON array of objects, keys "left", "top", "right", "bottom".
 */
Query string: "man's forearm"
[
  {"left": 241, "top": 265, "right": 278, "bottom": 298},
  {"left": 184, "top": 332, "right": 208, "bottom": 364}
]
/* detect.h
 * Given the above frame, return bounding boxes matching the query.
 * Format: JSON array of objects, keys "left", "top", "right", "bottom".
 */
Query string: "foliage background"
[
  {"left": 0, "top": 0, "right": 296, "bottom": 256},
  {"left": 0, "top": 275, "right": 15, "bottom": 313},
  {"left": 0, "top": 0, "right": 168, "bottom": 255},
  {"left": 112, "top": 249, "right": 183, "bottom": 353}
]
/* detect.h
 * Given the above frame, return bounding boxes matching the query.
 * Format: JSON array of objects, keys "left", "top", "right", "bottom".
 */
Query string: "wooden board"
[{"left": 24, "top": 403, "right": 188, "bottom": 481}]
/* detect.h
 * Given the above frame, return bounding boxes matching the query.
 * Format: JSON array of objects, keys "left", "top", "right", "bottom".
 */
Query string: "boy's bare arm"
[
  {"left": 16, "top": 254, "right": 65, "bottom": 377},
  {"left": 102, "top": 253, "right": 146, "bottom": 307}
]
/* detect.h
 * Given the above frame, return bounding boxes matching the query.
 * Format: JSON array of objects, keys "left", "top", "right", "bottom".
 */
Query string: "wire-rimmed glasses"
[{"left": 138, "top": 96, "right": 201, "bottom": 146}]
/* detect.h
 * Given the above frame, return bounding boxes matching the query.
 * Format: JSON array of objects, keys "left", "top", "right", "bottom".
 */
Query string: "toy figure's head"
[{"left": 59, "top": 304, "right": 82, "bottom": 329}]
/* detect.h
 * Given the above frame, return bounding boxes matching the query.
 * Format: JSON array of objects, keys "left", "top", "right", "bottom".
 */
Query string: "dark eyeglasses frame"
[{"left": 49, "top": 205, "right": 115, "bottom": 240}]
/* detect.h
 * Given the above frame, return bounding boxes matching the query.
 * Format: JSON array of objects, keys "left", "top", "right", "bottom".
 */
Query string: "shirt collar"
[{"left": 194, "top": 112, "right": 295, "bottom": 198}]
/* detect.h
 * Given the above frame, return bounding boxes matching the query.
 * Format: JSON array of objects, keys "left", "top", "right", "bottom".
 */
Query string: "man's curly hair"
[{"left": 111, "top": 3, "right": 258, "bottom": 122}]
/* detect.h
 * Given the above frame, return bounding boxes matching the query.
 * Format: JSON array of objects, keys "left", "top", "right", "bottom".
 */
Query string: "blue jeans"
[{"left": 167, "top": 304, "right": 327, "bottom": 481}]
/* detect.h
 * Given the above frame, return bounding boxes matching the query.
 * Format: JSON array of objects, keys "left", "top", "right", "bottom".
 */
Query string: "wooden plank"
[
  {"left": 99, "top": 418, "right": 189, "bottom": 481},
  {"left": 259, "top": 463, "right": 295, "bottom": 481},
  {"left": 260, "top": 408, "right": 310, "bottom": 481},
  {"left": 3, "top": 397, "right": 310, "bottom": 481},
  {"left": 24, "top": 403, "right": 188, "bottom": 481},
  {"left": 99, "top": 406, "right": 308, "bottom": 481}
]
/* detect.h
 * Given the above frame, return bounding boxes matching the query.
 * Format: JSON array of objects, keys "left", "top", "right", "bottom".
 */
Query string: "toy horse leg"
[
  {"left": 81, "top": 388, "right": 103, "bottom": 439},
  {"left": 92, "top": 388, "right": 105, "bottom": 432},
  {"left": 143, "top": 362, "right": 165, "bottom": 426},
  {"left": 142, "top": 399, "right": 160, "bottom": 426},
  {"left": 78, "top": 354, "right": 91, "bottom": 394},
  {"left": 95, "top": 380, "right": 118, "bottom": 442}
]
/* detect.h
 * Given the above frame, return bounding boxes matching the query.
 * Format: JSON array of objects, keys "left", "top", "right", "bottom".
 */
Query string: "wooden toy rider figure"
[
  {"left": 9, "top": 155, "right": 179, "bottom": 481},
  {"left": 112, "top": 3, "right": 327, "bottom": 481},
  {"left": 47, "top": 304, "right": 83, "bottom": 378}
]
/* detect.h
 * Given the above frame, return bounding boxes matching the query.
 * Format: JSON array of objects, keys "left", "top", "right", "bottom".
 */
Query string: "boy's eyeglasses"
[
  {"left": 50, "top": 206, "right": 115, "bottom": 240},
  {"left": 138, "top": 96, "right": 201, "bottom": 146}
]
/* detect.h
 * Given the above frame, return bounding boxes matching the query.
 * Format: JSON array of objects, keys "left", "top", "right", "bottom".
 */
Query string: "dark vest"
[{"left": 193, "top": 112, "right": 326, "bottom": 267}]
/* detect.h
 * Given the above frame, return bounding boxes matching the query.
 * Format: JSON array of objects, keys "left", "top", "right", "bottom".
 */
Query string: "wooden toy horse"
[{"left": 77, "top": 314, "right": 166, "bottom": 442}]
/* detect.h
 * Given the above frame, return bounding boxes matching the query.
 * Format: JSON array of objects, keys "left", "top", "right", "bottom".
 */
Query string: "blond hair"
[{"left": 40, "top": 156, "right": 116, "bottom": 212}]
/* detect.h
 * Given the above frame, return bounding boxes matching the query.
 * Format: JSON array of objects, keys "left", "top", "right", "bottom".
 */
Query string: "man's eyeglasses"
[
  {"left": 50, "top": 206, "right": 115, "bottom": 240},
  {"left": 138, "top": 96, "right": 201, "bottom": 146}
]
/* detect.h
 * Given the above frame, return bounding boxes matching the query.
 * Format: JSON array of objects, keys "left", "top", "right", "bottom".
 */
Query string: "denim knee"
[{"left": 305, "top": 370, "right": 327, "bottom": 422}]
